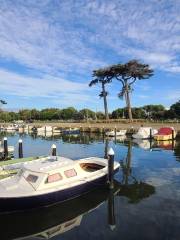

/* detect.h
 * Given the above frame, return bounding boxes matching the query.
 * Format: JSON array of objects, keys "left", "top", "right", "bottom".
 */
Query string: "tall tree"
[
  {"left": 111, "top": 60, "right": 153, "bottom": 121},
  {"left": 89, "top": 68, "right": 112, "bottom": 120}
]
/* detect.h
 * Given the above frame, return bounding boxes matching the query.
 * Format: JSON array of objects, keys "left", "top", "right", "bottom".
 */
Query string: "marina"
[
  {"left": 0, "top": 131, "right": 179, "bottom": 239},
  {"left": 0, "top": 1, "right": 179, "bottom": 239}
]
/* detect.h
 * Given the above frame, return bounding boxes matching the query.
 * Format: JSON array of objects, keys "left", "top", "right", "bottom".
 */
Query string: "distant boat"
[
  {"left": 0, "top": 145, "right": 14, "bottom": 154},
  {"left": 37, "top": 126, "right": 53, "bottom": 133},
  {"left": 4, "top": 124, "right": 18, "bottom": 132},
  {"left": 154, "top": 127, "right": 176, "bottom": 141},
  {"left": 0, "top": 155, "right": 119, "bottom": 212},
  {"left": 105, "top": 129, "right": 127, "bottom": 137},
  {"left": 62, "top": 128, "right": 80, "bottom": 135},
  {"left": 132, "top": 127, "right": 158, "bottom": 139}
]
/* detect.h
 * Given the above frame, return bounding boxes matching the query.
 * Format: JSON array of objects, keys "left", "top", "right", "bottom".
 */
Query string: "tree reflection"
[{"left": 119, "top": 140, "right": 155, "bottom": 203}]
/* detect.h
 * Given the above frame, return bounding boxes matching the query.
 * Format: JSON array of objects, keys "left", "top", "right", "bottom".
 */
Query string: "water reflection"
[
  {"left": 0, "top": 182, "right": 120, "bottom": 240},
  {"left": 174, "top": 140, "right": 180, "bottom": 161},
  {"left": 119, "top": 140, "right": 155, "bottom": 203},
  {"left": 0, "top": 132, "right": 179, "bottom": 239}
]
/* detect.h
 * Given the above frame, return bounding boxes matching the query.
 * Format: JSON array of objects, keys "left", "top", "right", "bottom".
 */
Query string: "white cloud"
[
  {"left": 0, "top": 0, "right": 179, "bottom": 109},
  {"left": 0, "top": 0, "right": 179, "bottom": 76},
  {"left": 0, "top": 68, "right": 88, "bottom": 99}
]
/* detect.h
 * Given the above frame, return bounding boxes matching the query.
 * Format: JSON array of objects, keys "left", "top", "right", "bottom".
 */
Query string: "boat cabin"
[{"left": 18, "top": 156, "right": 107, "bottom": 191}]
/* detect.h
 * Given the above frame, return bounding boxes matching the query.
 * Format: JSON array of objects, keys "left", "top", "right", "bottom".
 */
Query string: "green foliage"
[
  {"left": 111, "top": 108, "right": 125, "bottom": 119},
  {"left": 79, "top": 108, "right": 96, "bottom": 120},
  {"left": 0, "top": 100, "right": 179, "bottom": 122},
  {"left": 61, "top": 107, "right": 77, "bottom": 120},
  {"left": 170, "top": 100, "right": 180, "bottom": 118}
]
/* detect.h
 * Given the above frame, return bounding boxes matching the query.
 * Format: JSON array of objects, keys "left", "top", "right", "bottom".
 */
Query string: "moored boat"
[
  {"left": 37, "top": 126, "right": 53, "bottom": 133},
  {"left": 62, "top": 128, "right": 80, "bottom": 135},
  {"left": 4, "top": 124, "right": 18, "bottom": 132},
  {"left": 154, "top": 127, "right": 176, "bottom": 141},
  {"left": 0, "top": 155, "right": 119, "bottom": 212},
  {"left": 132, "top": 127, "right": 157, "bottom": 139},
  {"left": 105, "top": 129, "right": 127, "bottom": 137}
]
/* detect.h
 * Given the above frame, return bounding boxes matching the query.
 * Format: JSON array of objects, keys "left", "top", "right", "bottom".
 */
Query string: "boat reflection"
[
  {"left": 0, "top": 182, "right": 120, "bottom": 240},
  {"left": 133, "top": 138, "right": 176, "bottom": 151},
  {"left": 119, "top": 140, "right": 155, "bottom": 203},
  {"left": 153, "top": 140, "right": 176, "bottom": 151},
  {"left": 132, "top": 139, "right": 152, "bottom": 150}
]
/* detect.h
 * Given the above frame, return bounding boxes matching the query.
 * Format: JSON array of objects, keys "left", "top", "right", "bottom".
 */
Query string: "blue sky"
[{"left": 0, "top": 0, "right": 179, "bottom": 112}]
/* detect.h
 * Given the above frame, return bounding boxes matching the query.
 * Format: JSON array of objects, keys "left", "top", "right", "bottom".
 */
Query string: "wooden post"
[
  {"left": 18, "top": 139, "right": 23, "bottom": 158},
  {"left": 28, "top": 125, "right": 30, "bottom": 133},
  {"left": 51, "top": 144, "right": 57, "bottom": 156},
  {"left": 3, "top": 137, "right": 8, "bottom": 160},
  {"left": 45, "top": 126, "right": 47, "bottom": 136},
  {"left": 108, "top": 148, "right": 115, "bottom": 189}
]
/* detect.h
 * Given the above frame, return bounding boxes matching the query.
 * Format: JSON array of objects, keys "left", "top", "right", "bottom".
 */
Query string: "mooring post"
[
  {"left": 51, "top": 144, "right": 57, "bottom": 156},
  {"left": 172, "top": 129, "right": 174, "bottom": 140},
  {"left": 45, "top": 126, "right": 47, "bottom": 136},
  {"left": 18, "top": 139, "right": 23, "bottom": 158},
  {"left": 108, "top": 189, "right": 116, "bottom": 230},
  {"left": 172, "top": 129, "right": 175, "bottom": 150},
  {"left": 114, "top": 126, "right": 117, "bottom": 144},
  {"left": 149, "top": 128, "right": 152, "bottom": 150},
  {"left": 108, "top": 148, "right": 115, "bottom": 189},
  {"left": 150, "top": 128, "right": 152, "bottom": 139},
  {"left": 3, "top": 137, "right": 8, "bottom": 159}
]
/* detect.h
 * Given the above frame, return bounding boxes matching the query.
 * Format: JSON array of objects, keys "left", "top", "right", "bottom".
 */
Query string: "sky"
[{"left": 0, "top": 0, "right": 179, "bottom": 112}]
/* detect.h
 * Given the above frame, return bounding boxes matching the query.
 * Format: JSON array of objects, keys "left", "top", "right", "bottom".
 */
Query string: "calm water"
[{"left": 0, "top": 132, "right": 180, "bottom": 240}]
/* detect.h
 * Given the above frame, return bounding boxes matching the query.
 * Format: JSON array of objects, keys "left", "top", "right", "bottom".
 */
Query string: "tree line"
[{"left": 0, "top": 101, "right": 179, "bottom": 122}]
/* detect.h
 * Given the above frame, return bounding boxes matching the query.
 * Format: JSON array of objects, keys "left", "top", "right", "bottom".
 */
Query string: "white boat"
[
  {"left": 0, "top": 145, "right": 14, "bottom": 153},
  {"left": 105, "top": 129, "right": 127, "bottom": 137},
  {"left": 4, "top": 124, "right": 18, "bottom": 132},
  {"left": 0, "top": 155, "right": 119, "bottom": 212},
  {"left": 37, "top": 126, "right": 53, "bottom": 133},
  {"left": 132, "top": 127, "right": 158, "bottom": 139}
]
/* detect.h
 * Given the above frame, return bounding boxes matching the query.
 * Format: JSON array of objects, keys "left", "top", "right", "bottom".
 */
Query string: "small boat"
[
  {"left": 0, "top": 155, "right": 119, "bottom": 212},
  {"left": 4, "top": 124, "right": 18, "bottom": 132},
  {"left": 0, "top": 145, "right": 14, "bottom": 153},
  {"left": 62, "top": 128, "right": 80, "bottom": 135},
  {"left": 37, "top": 126, "right": 53, "bottom": 133},
  {"left": 132, "top": 127, "right": 158, "bottom": 139},
  {"left": 154, "top": 127, "right": 176, "bottom": 141},
  {"left": 105, "top": 129, "right": 127, "bottom": 137}
]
